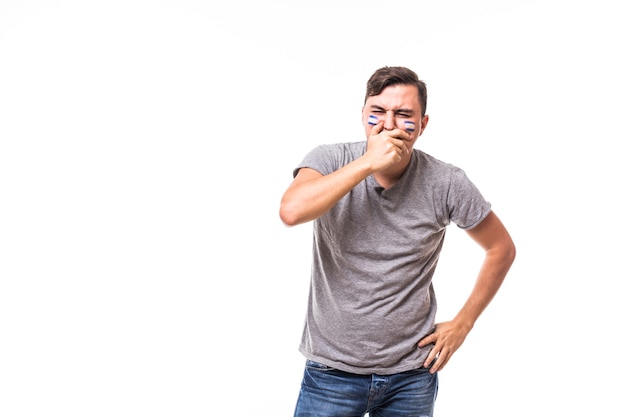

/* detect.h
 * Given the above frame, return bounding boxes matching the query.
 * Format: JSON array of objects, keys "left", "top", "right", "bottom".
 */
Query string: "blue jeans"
[{"left": 293, "top": 360, "right": 438, "bottom": 417}]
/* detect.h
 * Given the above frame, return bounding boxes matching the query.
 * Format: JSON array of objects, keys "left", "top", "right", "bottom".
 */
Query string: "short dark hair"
[{"left": 365, "top": 66, "right": 428, "bottom": 117}]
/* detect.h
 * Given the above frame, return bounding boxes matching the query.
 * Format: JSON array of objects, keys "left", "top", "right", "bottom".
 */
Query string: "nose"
[{"left": 383, "top": 110, "right": 396, "bottom": 130}]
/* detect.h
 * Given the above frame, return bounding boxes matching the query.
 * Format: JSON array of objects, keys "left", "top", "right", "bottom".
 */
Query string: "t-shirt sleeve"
[
  {"left": 447, "top": 167, "right": 492, "bottom": 230},
  {"left": 293, "top": 144, "right": 342, "bottom": 178}
]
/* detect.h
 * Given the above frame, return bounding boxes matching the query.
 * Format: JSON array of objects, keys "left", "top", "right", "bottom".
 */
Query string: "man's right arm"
[
  {"left": 279, "top": 162, "right": 372, "bottom": 227},
  {"left": 279, "top": 123, "right": 408, "bottom": 227}
]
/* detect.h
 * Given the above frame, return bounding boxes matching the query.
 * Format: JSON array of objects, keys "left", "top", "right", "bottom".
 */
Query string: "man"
[{"left": 279, "top": 66, "right": 516, "bottom": 417}]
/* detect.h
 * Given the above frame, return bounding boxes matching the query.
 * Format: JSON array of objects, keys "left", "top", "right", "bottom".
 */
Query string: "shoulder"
[
  {"left": 413, "top": 150, "right": 479, "bottom": 193},
  {"left": 297, "top": 141, "right": 366, "bottom": 176},
  {"left": 306, "top": 141, "right": 366, "bottom": 164},
  {"left": 312, "top": 141, "right": 366, "bottom": 155},
  {"left": 414, "top": 149, "right": 463, "bottom": 176}
]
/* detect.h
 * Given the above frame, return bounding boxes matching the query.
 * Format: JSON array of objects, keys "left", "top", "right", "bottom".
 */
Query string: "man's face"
[{"left": 362, "top": 84, "right": 428, "bottom": 145}]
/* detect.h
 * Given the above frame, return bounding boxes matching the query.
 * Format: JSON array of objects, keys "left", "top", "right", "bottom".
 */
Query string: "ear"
[{"left": 420, "top": 115, "right": 430, "bottom": 132}]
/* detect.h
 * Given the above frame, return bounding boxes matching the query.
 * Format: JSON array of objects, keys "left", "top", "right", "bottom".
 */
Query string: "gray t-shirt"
[{"left": 294, "top": 141, "right": 491, "bottom": 375}]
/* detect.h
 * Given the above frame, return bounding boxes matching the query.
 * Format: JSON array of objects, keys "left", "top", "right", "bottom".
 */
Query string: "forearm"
[
  {"left": 279, "top": 157, "right": 373, "bottom": 226},
  {"left": 453, "top": 244, "right": 516, "bottom": 330}
]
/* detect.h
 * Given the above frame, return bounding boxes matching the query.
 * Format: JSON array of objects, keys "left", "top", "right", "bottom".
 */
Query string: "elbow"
[
  {"left": 279, "top": 201, "right": 302, "bottom": 227},
  {"left": 504, "top": 239, "right": 517, "bottom": 269}
]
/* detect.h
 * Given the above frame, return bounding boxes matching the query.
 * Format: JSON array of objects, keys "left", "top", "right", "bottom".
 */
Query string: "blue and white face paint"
[
  {"left": 367, "top": 114, "right": 416, "bottom": 133},
  {"left": 404, "top": 121, "right": 416, "bottom": 133}
]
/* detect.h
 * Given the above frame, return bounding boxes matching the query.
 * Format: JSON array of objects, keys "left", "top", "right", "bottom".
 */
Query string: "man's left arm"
[{"left": 418, "top": 210, "right": 516, "bottom": 373}]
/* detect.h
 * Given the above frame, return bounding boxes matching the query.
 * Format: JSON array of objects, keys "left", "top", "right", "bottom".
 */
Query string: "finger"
[
  {"left": 397, "top": 129, "right": 411, "bottom": 141},
  {"left": 418, "top": 333, "right": 435, "bottom": 348},
  {"left": 423, "top": 349, "right": 439, "bottom": 369},
  {"left": 369, "top": 120, "right": 384, "bottom": 135},
  {"left": 385, "top": 129, "right": 410, "bottom": 144},
  {"left": 429, "top": 351, "right": 448, "bottom": 374},
  {"left": 425, "top": 350, "right": 444, "bottom": 373}
]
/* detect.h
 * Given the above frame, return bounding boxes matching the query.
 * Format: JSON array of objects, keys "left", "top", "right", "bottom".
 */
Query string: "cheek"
[{"left": 403, "top": 121, "right": 416, "bottom": 133}]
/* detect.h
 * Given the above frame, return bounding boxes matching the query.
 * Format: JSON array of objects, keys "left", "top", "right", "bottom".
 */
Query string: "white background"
[{"left": 1, "top": 1, "right": 624, "bottom": 416}]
